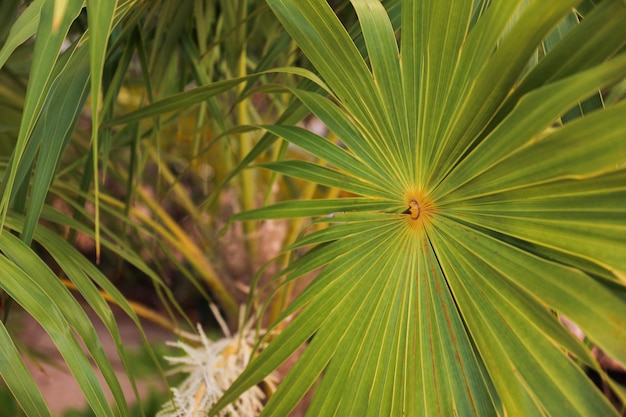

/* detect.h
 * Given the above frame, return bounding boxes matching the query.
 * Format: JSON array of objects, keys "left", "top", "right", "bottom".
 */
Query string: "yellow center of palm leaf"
[{"left": 408, "top": 199, "right": 420, "bottom": 219}]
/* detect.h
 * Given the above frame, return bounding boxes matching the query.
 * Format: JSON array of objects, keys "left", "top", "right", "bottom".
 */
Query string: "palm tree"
[
  {"left": 212, "top": 0, "right": 626, "bottom": 415},
  {"left": 1, "top": 0, "right": 625, "bottom": 415}
]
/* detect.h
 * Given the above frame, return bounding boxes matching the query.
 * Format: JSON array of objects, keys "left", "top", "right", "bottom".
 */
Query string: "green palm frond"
[{"left": 213, "top": 0, "right": 626, "bottom": 415}]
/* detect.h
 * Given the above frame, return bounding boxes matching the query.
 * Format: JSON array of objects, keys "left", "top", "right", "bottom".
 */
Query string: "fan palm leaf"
[{"left": 213, "top": 0, "right": 626, "bottom": 415}]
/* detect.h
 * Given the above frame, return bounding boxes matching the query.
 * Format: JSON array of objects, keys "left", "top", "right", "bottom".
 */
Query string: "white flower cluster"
[{"left": 157, "top": 305, "right": 273, "bottom": 417}]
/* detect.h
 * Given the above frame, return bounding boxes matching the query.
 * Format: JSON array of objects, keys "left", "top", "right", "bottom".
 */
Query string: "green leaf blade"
[{"left": 0, "top": 321, "right": 52, "bottom": 417}]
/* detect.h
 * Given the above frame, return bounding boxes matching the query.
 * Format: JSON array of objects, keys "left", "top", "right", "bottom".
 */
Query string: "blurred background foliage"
[{"left": 1, "top": 0, "right": 303, "bottom": 325}]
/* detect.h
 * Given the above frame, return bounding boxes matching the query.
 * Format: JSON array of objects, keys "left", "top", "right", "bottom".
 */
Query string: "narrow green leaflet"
[
  {"left": 0, "top": 231, "right": 130, "bottom": 416},
  {"left": 0, "top": 0, "right": 43, "bottom": 69},
  {"left": 85, "top": 0, "right": 117, "bottom": 257},
  {"left": 2, "top": 209, "right": 168, "bottom": 415},
  {"left": 22, "top": 43, "right": 90, "bottom": 244},
  {"left": 0, "top": 321, "right": 52, "bottom": 417},
  {"left": 0, "top": 0, "right": 83, "bottom": 228},
  {"left": 257, "top": 160, "right": 392, "bottom": 198},
  {"left": 33, "top": 222, "right": 146, "bottom": 412},
  {"left": 107, "top": 76, "right": 248, "bottom": 126},
  {"left": 230, "top": 198, "right": 395, "bottom": 221},
  {"left": 0, "top": 255, "right": 116, "bottom": 417},
  {"left": 261, "top": 124, "right": 397, "bottom": 191},
  {"left": 285, "top": 89, "right": 391, "bottom": 175},
  {"left": 351, "top": 0, "right": 408, "bottom": 173}
]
